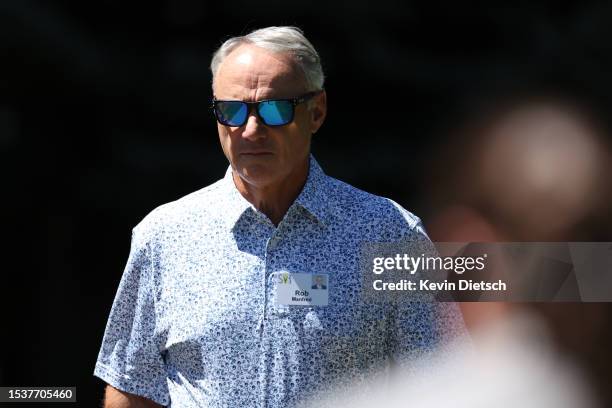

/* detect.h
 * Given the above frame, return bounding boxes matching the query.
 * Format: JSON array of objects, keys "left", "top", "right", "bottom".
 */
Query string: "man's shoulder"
[
  {"left": 132, "top": 178, "right": 227, "bottom": 236},
  {"left": 323, "top": 175, "right": 423, "bottom": 232}
]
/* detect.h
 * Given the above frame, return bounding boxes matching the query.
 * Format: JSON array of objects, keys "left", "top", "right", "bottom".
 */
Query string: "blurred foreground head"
[
  {"left": 423, "top": 93, "right": 612, "bottom": 407},
  {"left": 427, "top": 95, "right": 612, "bottom": 241}
]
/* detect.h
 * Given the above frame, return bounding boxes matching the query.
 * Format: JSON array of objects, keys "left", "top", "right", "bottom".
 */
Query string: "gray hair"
[{"left": 210, "top": 26, "right": 324, "bottom": 92}]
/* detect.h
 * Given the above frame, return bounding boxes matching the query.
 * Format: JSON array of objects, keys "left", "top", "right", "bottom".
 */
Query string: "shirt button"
[{"left": 268, "top": 237, "right": 279, "bottom": 251}]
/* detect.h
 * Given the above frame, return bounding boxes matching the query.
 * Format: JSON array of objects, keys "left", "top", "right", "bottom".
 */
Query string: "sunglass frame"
[{"left": 211, "top": 91, "right": 321, "bottom": 127}]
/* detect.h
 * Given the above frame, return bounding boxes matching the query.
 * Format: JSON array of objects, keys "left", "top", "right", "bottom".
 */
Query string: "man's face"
[{"left": 213, "top": 44, "right": 326, "bottom": 189}]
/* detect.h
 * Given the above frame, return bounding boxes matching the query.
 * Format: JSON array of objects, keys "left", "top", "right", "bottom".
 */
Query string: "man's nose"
[{"left": 241, "top": 110, "right": 265, "bottom": 141}]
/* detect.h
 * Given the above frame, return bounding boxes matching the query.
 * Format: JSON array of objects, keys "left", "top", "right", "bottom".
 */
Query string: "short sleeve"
[
  {"left": 94, "top": 226, "right": 170, "bottom": 406},
  {"left": 389, "top": 221, "right": 469, "bottom": 369}
]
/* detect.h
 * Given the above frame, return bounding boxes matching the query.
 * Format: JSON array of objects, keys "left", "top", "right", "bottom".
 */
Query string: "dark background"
[{"left": 1, "top": 1, "right": 612, "bottom": 407}]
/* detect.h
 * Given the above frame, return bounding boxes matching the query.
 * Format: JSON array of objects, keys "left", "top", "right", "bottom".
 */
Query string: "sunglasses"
[{"left": 212, "top": 91, "right": 321, "bottom": 127}]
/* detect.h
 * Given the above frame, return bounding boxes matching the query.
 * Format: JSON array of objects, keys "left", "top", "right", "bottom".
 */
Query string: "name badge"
[{"left": 275, "top": 272, "right": 329, "bottom": 306}]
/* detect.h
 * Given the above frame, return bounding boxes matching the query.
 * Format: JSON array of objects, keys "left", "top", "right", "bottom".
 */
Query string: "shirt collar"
[
  {"left": 293, "top": 155, "right": 332, "bottom": 225},
  {"left": 221, "top": 155, "right": 332, "bottom": 227}
]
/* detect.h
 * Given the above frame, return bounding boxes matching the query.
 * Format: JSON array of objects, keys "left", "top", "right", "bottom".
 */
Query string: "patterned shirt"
[{"left": 94, "top": 156, "right": 465, "bottom": 407}]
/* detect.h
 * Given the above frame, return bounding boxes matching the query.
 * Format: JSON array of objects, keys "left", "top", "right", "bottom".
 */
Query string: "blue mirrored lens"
[
  {"left": 258, "top": 100, "right": 293, "bottom": 126},
  {"left": 216, "top": 101, "right": 247, "bottom": 126}
]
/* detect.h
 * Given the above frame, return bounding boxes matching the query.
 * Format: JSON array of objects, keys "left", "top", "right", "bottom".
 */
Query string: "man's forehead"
[
  {"left": 214, "top": 44, "right": 306, "bottom": 99},
  {"left": 222, "top": 44, "right": 296, "bottom": 72}
]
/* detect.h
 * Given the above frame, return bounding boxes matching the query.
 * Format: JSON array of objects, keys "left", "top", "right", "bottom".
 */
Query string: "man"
[
  {"left": 312, "top": 274, "right": 327, "bottom": 290},
  {"left": 94, "top": 26, "right": 466, "bottom": 407}
]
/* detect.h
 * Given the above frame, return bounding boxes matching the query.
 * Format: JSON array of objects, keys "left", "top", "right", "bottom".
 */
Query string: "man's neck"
[{"left": 232, "top": 159, "right": 309, "bottom": 226}]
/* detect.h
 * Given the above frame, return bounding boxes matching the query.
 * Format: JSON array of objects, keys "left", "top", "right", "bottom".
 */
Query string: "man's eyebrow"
[{"left": 215, "top": 94, "right": 299, "bottom": 102}]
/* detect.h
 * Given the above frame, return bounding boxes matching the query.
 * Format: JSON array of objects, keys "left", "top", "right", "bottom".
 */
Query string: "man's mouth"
[{"left": 240, "top": 151, "right": 273, "bottom": 156}]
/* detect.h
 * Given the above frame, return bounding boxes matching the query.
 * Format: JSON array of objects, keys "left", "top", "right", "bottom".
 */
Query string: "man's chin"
[{"left": 236, "top": 164, "right": 277, "bottom": 187}]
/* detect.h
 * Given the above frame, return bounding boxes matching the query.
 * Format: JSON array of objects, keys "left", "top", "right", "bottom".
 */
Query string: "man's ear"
[{"left": 310, "top": 90, "right": 327, "bottom": 134}]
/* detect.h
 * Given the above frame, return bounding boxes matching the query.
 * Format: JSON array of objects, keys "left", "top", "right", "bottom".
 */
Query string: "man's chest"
[{"left": 151, "top": 223, "right": 396, "bottom": 400}]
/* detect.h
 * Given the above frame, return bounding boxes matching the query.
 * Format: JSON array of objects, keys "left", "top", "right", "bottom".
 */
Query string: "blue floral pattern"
[{"left": 94, "top": 156, "right": 466, "bottom": 407}]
